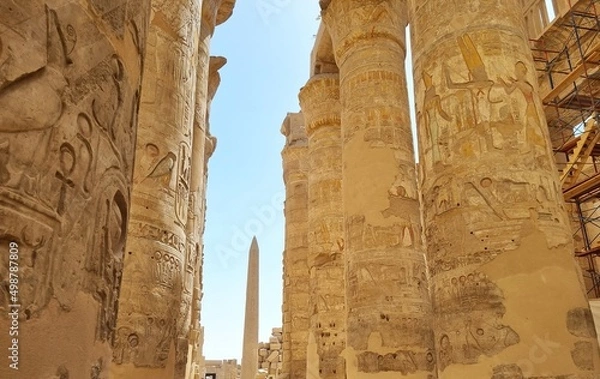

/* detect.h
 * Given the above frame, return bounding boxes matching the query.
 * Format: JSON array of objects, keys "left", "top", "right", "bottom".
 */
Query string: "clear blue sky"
[
  {"left": 202, "top": 1, "right": 321, "bottom": 361},
  {"left": 202, "top": 0, "right": 558, "bottom": 362}
]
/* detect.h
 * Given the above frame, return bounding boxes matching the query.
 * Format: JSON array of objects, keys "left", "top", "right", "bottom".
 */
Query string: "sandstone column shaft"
[
  {"left": 410, "top": 0, "right": 600, "bottom": 377},
  {"left": 186, "top": 6, "right": 234, "bottom": 378},
  {"left": 281, "top": 112, "right": 310, "bottom": 379},
  {"left": 114, "top": 0, "right": 201, "bottom": 377},
  {"left": 323, "top": 1, "right": 435, "bottom": 377},
  {"left": 241, "top": 237, "right": 260, "bottom": 379},
  {"left": 0, "top": 1, "right": 149, "bottom": 378},
  {"left": 299, "top": 74, "right": 346, "bottom": 379},
  {"left": 183, "top": 22, "right": 210, "bottom": 379},
  {"left": 184, "top": 0, "right": 231, "bottom": 373}
]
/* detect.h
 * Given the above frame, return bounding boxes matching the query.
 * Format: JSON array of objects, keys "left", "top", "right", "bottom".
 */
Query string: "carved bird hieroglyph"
[{"left": 143, "top": 152, "right": 176, "bottom": 189}]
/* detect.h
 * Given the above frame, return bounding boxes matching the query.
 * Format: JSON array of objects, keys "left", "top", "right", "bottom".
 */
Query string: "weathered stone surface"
[
  {"left": 257, "top": 328, "right": 284, "bottom": 378},
  {"left": 321, "top": 0, "right": 435, "bottom": 377},
  {"left": 410, "top": 0, "right": 600, "bottom": 376},
  {"left": 184, "top": 0, "right": 231, "bottom": 372},
  {"left": 299, "top": 73, "right": 346, "bottom": 379},
  {"left": 281, "top": 112, "right": 310, "bottom": 379},
  {"left": 0, "top": 0, "right": 149, "bottom": 377},
  {"left": 112, "top": 0, "right": 203, "bottom": 376},
  {"left": 110, "top": 0, "right": 234, "bottom": 377}
]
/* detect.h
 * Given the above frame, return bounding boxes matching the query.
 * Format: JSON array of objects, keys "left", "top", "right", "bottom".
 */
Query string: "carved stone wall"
[
  {"left": 322, "top": 0, "right": 435, "bottom": 377},
  {"left": 281, "top": 112, "right": 310, "bottom": 379},
  {"left": 411, "top": 0, "right": 600, "bottom": 376},
  {"left": 299, "top": 73, "right": 346, "bottom": 379},
  {"left": 0, "top": 0, "right": 149, "bottom": 378}
]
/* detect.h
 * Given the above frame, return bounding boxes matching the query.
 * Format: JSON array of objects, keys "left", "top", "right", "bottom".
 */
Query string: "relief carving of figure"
[
  {"left": 175, "top": 142, "right": 191, "bottom": 225},
  {"left": 419, "top": 71, "right": 452, "bottom": 164},
  {"left": 95, "top": 191, "right": 127, "bottom": 345},
  {"left": 0, "top": 7, "right": 68, "bottom": 196},
  {"left": 92, "top": 56, "right": 124, "bottom": 142},
  {"left": 443, "top": 34, "right": 501, "bottom": 126},
  {"left": 497, "top": 61, "right": 546, "bottom": 149}
]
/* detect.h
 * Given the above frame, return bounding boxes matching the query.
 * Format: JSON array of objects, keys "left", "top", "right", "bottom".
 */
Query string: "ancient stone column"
[
  {"left": 0, "top": 1, "right": 149, "bottom": 378},
  {"left": 281, "top": 112, "right": 310, "bottom": 379},
  {"left": 410, "top": 0, "right": 600, "bottom": 376},
  {"left": 113, "top": 0, "right": 202, "bottom": 377},
  {"left": 185, "top": 55, "right": 226, "bottom": 379},
  {"left": 299, "top": 74, "right": 346, "bottom": 379},
  {"left": 184, "top": 0, "right": 235, "bottom": 374},
  {"left": 322, "top": 1, "right": 435, "bottom": 377},
  {"left": 241, "top": 237, "right": 260, "bottom": 379}
]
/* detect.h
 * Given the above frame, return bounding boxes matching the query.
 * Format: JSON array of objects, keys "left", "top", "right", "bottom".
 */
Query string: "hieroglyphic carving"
[
  {"left": 443, "top": 34, "right": 497, "bottom": 108},
  {"left": 347, "top": 215, "right": 418, "bottom": 251},
  {"left": 357, "top": 350, "right": 435, "bottom": 374},
  {"left": 0, "top": 0, "right": 147, "bottom": 377},
  {"left": 0, "top": 7, "right": 67, "bottom": 198},
  {"left": 175, "top": 141, "right": 191, "bottom": 225},
  {"left": 115, "top": 0, "right": 211, "bottom": 374},
  {"left": 75, "top": 113, "right": 96, "bottom": 197},
  {"left": 143, "top": 151, "right": 177, "bottom": 189},
  {"left": 113, "top": 312, "right": 176, "bottom": 366},
  {"left": 281, "top": 111, "right": 310, "bottom": 379},
  {"left": 85, "top": 180, "right": 128, "bottom": 346},
  {"left": 496, "top": 61, "right": 546, "bottom": 149},
  {"left": 434, "top": 271, "right": 519, "bottom": 370},
  {"left": 322, "top": 2, "right": 436, "bottom": 376},
  {"left": 418, "top": 72, "right": 452, "bottom": 164},
  {"left": 411, "top": 0, "right": 600, "bottom": 375}
]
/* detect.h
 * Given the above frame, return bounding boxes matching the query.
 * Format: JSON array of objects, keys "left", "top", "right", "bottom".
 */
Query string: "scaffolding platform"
[
  {"left": 531, "top": 0, "right": 600, "bottom": 141},
  {"left": 529, "top": 0, "right": 600, "bottom": 297}
]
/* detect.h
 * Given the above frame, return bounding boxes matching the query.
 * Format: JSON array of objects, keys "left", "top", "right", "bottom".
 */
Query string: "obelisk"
[{"left": 241, "top": 237, "right": 259, "bottom": 379}]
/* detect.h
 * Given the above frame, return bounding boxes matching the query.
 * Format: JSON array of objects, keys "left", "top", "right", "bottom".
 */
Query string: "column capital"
[
  {"left": 216, "top": 0, "right": 236, "bottom": 25},
  {"left": 322, "top": 0, "right": 407, "bottom": 63},
  {"left": 208, "top": 56, "right": 227, "bottom": 103},
  {"left": 201, "top": 0, "right": 236, "bottom": 37},
  {"left": 281, "top": 112, "right": 308, "bottom": 148},
  {"left": 299, "top": 73, "right": 341, "bottom": 137},
  {"left": 204, "top": 134, "right": 217, "bottom": 162},
  {"left": 281, "top": 113, "right": 308, "bottom": 186}
]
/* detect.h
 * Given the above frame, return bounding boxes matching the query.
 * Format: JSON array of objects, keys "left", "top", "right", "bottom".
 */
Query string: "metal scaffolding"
[{"left": 529, "top": 0, "right": 600, "bottom": 298}]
